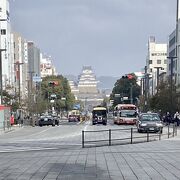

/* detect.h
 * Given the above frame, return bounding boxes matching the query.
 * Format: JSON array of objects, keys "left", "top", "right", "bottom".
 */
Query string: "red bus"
[{"left": 114, "top": 104, "right": 138, "bottom": 125}]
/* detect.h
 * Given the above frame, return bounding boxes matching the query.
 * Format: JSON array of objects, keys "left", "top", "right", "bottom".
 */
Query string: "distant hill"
[
  {"left": 64, "top": 75, "right": 77, "bottom": 82},
  {"left": 97, "top": 76, "right": 118, "bottom": 90}
]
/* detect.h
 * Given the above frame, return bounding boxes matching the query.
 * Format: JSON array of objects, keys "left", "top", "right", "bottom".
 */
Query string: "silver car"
[{"left": 137, "top": 113, "right": 163, "bottom": 133}]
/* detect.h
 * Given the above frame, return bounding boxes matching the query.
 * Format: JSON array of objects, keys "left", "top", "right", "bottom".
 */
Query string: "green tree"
[
  {"left": 41, "top": 75, "right": 75, "bottom": 112},
  {"left": 110, "top": 74, "right": 141, "bottom": 106},
  {"left": 149, "top": 80, "right": 178, "bottom": 114}
]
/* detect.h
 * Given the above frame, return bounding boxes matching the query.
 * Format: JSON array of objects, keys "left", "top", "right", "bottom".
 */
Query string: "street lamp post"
[
  {"left": 14, "top": 61, "right": 24, "bottom": 104},
  {"left": 144, "top": 66, "right": 150, "bottom": 111},
  {"left": 154, "top": 67, "right": 164, "bottom": 94},
  {"left": 167, "top": 56, "right": 177, "bottom": 114},
  {"left": 130, "top": 83, "right": 133, "bottom": 104},
  {"left": 0, "top": 49, "right": 6, "bottom": 104}
]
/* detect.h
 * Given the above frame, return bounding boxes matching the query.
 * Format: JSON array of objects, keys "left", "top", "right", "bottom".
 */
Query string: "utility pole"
[
  {"left": 0, "top": 49, "right": 6, "bottom": 104},
  {"left": 14, "top": 61, "right": 24, "bottom": 104},
  {"left": 167, "top": 56, "right": 177, "bottom": 114},
  {"left": 130, "top": 83, "right": 133, "bottom": 104},
  {"left": 154, "top": 67, "right": 164, "bottom": 94},
  {"left": 27, "top": 71, "right": 35, "bottom": 115},
  {"left": 144, "top": 66, "right": 149, "bottom": 111}
]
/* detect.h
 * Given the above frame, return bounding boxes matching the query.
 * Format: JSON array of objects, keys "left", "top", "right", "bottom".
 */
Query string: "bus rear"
[{"left": 92, "top": 107, "right": 107, "bottom": 125}]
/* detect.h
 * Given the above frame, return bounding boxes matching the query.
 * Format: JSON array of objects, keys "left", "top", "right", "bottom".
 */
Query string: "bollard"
[
  {"left": 147, "top": 130, "right": 149, "bottom": 142},
  {"left": 131, "top": 128, "right": 133, "bottom": 144},
  {"left": 109, "top": 129, "right": 111, "bottom": 146},
  {"left": 159, "top": 130, "right": 161, "bottom": 140},
  {"left": 173, "top": 124, "right": 175, "bottom": 137},
  {"left": 82, "top": 130, "right": 85, "bottom": 148},
  {"left": 3, "top": 121, "right": 5, "bottom": 131}
]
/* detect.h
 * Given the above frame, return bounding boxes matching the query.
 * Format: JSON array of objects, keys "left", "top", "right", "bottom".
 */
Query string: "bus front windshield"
[
  {"left": 93, "top": 110, "right": 106, "bottom": 117},
  {"left": 120, "top": 110, "right": 137, "bottom": 118}
]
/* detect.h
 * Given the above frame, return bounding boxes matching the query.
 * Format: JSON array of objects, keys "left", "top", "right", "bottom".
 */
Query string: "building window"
[
  {"left": 149, "top": 60, "right": 152, "bottom": 64},
  {"left": 157, "top": 60, "right": 161, "bottom": 64},
  {"left": 150, "top": 68, "right": 152, "bottom": 73},
  {"left": 1, "top": 29, "right": 6, "bottom": 35},
  {"left": 164, "top": 59, "right": 167, "bottom": 64}
]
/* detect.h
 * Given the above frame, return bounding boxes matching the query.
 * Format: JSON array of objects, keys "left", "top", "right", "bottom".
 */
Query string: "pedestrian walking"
[
  {"left": 174, "top": 111, "right": 180, "bottom": 126},
  {"left": 164, "top": 112, "right": 172, "bottom": 125}
]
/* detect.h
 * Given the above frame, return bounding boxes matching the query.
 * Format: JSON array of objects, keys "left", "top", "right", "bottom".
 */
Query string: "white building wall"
[
  {"left": 10, "top": 33, "right": 15, "bottom": 90},
  {"left": 0, "top": 0, "right": 11, "bottom": 90},
  {"left": 176, "top": 20, "right": 180, "bottom": 86},
  {"left": 40, "top": 54, "right": 57, "bottom": 77},
  {"left": 147, "top": 36, "right": 167, "bottom": 95}
]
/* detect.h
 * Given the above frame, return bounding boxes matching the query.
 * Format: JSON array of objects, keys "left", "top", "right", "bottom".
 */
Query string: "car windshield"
[
  {"left": 141, "top": 114, "right": 160, "bottom": 121},
  {"left": 120, "top": 110, "right": 137, "bottom": 118}
]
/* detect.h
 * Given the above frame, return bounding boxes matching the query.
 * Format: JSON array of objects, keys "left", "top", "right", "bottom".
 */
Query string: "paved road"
[{"left": 0, "top": 120, "right": 179, "bottom": 180}]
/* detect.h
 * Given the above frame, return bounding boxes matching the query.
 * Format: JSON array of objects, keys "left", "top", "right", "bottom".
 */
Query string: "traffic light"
[
  {"left": 122, "top": 74, "right": 134, "bottom": 80},
  {"left": 48, "top": 81, "right": 58, "bottom": 86}
]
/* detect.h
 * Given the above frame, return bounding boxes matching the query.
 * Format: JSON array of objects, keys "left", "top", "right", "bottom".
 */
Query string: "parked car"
[
  {"left": 39, "top": 116, "right": 55, "bottom": 127},
  {"left": 68, "top": 115, "right": 79, "bottom": 122},
  {"left": 52, "top": 115, "right": 60, "bottom": 126},
  {"left": 137, "top": 113, "right": 163, "bottom": 133}
]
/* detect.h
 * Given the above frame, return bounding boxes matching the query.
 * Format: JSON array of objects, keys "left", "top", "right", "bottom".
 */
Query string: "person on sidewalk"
[
  {"left": 174, "top": 111, "right": 180, "bottom": 126},
  {"left": 10, "top": 114, "right": 14, "bottom": 126},
  {"left": 164, "top": 112, "right": 172, "bottom": 125}
]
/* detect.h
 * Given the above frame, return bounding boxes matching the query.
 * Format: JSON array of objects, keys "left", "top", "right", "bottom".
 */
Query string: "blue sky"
[{"left": 10, "top": 0, "right": 176, "bottom": 77}]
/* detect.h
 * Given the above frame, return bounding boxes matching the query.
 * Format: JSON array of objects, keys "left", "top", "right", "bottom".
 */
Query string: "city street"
[{"left": 0, "top": 119, "right": 179, "bottom": 180}]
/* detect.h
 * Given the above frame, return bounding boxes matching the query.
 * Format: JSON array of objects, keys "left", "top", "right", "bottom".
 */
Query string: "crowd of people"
[{"left": 163, "top": 111, "right": 180, "bottom": 126}]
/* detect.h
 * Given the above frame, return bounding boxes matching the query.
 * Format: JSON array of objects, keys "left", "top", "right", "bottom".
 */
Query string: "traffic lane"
[
  {"left": 0, "top": 124, "right": 87, "bottom": 152},
  {"left": 0, "top": 124, "right": 84, "bottom": 142},
  {"left": 84, "top": 120, "right": 175, "bottom": 146}
]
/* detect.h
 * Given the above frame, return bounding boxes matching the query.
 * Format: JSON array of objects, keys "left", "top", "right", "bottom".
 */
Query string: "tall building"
[
  {"left": 28, "top": 41, "right": 40, "bottom": 77},
  {"left": 12, "top": 32, "right": 29, "bottom": 101},
  {"left": 167, "top": 0, "right": 180, "bottom": 89},
  {"left": 146, "top": 36, "right": 167, "bottom": 95},
  {"left": 0, "top": 0, "right": 12, "bottom": 90},
  {"left": 68, "top": 80, "right": 79, "bottom": 100},
  {"left": 40, "top": 54, "right": 57, "bottom": 78}
]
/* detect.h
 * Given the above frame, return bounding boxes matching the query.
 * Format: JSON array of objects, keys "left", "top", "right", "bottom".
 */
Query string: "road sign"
[
  {"left": 33, "top": 76, "right": 42, "bottom": 82},
  {"left": 115, "top": 94, "right": 121, "bottom": 97},
  {"left": 50, "top": 94, "right": 57, "bottom": 98}
]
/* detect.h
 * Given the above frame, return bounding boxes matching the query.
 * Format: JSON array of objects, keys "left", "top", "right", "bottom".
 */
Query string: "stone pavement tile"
[
  {"left": 135, "top": 178, "right": 151, "bottom": 180},
  {"left": 110, "top": 176, "right": 124, "bottom": 180},
  {"left": 57, "top": 174, "right": 95, "bottom": 180},
  {"left": 5, "top": 172, "right": 22, "bottom": 180},
  {"left": 84, "top": 166, "right": 96, "bottom": 174},
  {"left": 43, "top": 172, "right": 59, "bottom": 179},
  {"left": 12, "top": 172, "right": 33, "bottom": 180},
  {"left": 109, "top": 170, "right": 123, "bottom": 177},
  {"left": 96, "top": 171, "right": 110, "bottom": 179},
  {"left": 30, "top": 172, "right": 47, "bottom": 179}
]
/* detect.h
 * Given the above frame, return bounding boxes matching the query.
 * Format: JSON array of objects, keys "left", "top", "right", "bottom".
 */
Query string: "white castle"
[
  {"left": 68, "top": 66, "right": 104, "bottom": 110},
  {"left": 78, "top": 66, "right": 98, "bottom": 94}
]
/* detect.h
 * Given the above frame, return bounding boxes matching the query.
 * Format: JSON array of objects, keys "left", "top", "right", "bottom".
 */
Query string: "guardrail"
[{"left": 82, "top": 124, "right": 178, "bottom": 148}]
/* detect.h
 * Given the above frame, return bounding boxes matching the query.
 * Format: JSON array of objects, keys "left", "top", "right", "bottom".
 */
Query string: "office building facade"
[{"left": 146, "top": 36, "right": 167, "bottom": 95}]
